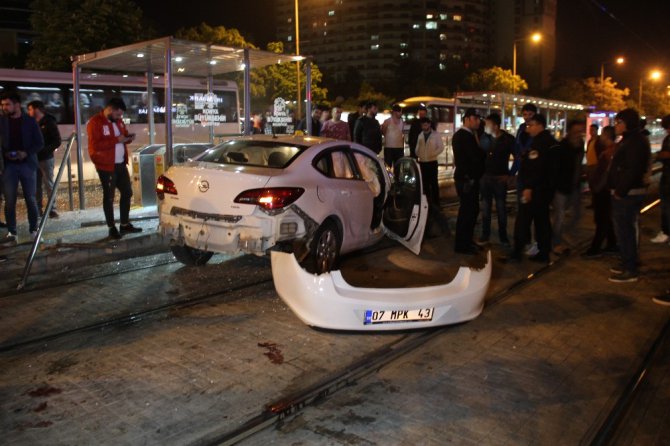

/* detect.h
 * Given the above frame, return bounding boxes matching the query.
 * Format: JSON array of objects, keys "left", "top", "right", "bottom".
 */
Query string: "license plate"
[{"left": 364, "top": 308, "right": 434, "bottom": 325}]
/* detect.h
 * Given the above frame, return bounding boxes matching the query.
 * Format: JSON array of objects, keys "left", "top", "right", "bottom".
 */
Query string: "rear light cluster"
[
  {"left": 234, "top": 188, "right": 304, "bottom": 210},
  {"left": 156, "top": 175, "right": 178, "bottom": 200}
]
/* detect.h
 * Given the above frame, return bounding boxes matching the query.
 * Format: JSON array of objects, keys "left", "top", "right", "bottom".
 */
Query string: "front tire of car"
[
  {"left": 171, "top": 245, "right": 214, "bottom": 266},
  {"left": 304, "top": 221, "right": 341, "bottom": 274}
]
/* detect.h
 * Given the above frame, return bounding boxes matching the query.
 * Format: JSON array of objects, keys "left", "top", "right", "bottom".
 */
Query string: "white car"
[{"left": 157, "top": 135, "right": 428, "bottom": 273}]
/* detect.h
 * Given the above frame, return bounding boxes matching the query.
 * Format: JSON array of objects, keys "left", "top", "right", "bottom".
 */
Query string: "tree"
[
  {"left": 27, "top": 0, "right": 151, "bottom": 71},
  {"left": 463, "top": 66, "right": 528, "bottom": 93},
  {"left": 175, "top": 23, "right": 255, "bottom": 49},
  {"left": 548, "top": 77, "right": 629, "bottom": 112}
]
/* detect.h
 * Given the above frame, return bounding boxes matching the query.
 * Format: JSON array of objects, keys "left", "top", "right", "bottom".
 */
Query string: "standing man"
[
  {"left": 408, "top": 106, "right": 434, "bottom": 158},
  {"left": 511, "top": 103, "right": 537, "bottom": 177},
  {"left": 87, "top": 97, "right": 142, "bottom": 240},
  {"left": 508, "top": 114, "right": 558, "bottom": 262},
  {"left": 607, "top": 108, "right": 651, "bottom": 282},
  {"left": 347, "top": 101, "right": 366, "bottom": 141},
  {"left": 415, "top": 116, "right": 444, "bottom": 209},
  {"left": 0, "top": 93, "right": 43, "bottom": 246},
  {"left": 650, "top": 114, "right": 670, "bottom": 244},
  {"left": 381, "top": 104, "right": 405, "bottom": 167},
  {"left": 353, "top": 101, "right": 382, "bottom": 154},
  {"left": 297, "top": 107, "right": 323, "bottom": 136},
  {"left": 480, "top": 113, "right": 515, "bottom": 246},
  {"left": 551, "top": 120, "right": 586, "bottom": 254},
  {"left": 452, "top": 108, "right": 485, "bottom": 254},
  {"left": 27, "top": 100, "right": 61, "bottom": 219},
  {"left": 585, "top": 123, "right": 599, "bottom": 187},
  {"left": 320, "top": 106, "right": 350, "bottom": 140}
]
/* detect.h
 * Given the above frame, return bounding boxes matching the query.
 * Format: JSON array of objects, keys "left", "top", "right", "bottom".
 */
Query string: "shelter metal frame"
[{"left": 71, "top": 36, "right": 310, "bottom": 209}]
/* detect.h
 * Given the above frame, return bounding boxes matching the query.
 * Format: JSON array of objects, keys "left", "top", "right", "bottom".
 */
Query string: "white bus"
[{"left": 0, "top": 68, "right": 240, "bottom": 183}]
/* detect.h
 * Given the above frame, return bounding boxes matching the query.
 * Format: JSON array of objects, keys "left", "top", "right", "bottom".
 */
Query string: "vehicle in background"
[{"left": 0, "top": 68, "right": 240, "bottom": 183}]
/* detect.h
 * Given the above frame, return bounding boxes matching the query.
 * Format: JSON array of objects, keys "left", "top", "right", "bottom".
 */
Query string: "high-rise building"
[
  {"left": 276, "top": 0, "right": 490, "bottom": 88},
  {"left": 276, "top": 0, "right": 556, "bottom": 93},
  {"left": 0, "top": 0, "right": 34, "bottom": 64}
]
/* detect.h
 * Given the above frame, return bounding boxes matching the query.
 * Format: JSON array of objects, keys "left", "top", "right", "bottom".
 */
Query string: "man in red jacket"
[{"left": 87, "top": 98, "right": 142, "bottom": 239}]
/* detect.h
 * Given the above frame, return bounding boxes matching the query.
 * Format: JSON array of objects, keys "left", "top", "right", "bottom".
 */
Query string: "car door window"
[
  {"left": 352, "top": 152, "right": 382, "bottom": 197},
  {"left": 314, "top": 148, "right": 356, "bottom": 179}
]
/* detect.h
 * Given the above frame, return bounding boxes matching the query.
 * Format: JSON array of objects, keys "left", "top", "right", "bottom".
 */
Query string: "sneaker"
[
  {"left": 525, "top": 242, "right": 539, "bottom": 256},
  {"left": 108, "top": 226, "right": 122, "bottom": 240},
  {"left": 0, "top": 233, "right": 17, "bottom": 247},
  {"left": 48, "top": 210, "right": 59, "bottom": 219},
  {"left": 119, "top": 223, "right": 142, "bottom": 235},
  {"left": 652, "top": 292, "right": 670, "bottom": 306},
  {"left": 0, "top": 255, "right": 7, "bottom": 263},
  {"left": 650, "top": 231, "right": 669, "bottom": 244},
  {"left": 609, "top": 264, "right": 624, "bottom": 274},
  {"left": 608, "top": 271, "right": 638, "bottom": 283}
]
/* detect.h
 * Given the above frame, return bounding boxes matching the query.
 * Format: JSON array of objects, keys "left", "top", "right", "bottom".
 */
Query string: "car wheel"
[
  {"left": 305, "top": 221, "right": 341, "bottom": 274},
  {"left": 171, "top": 245, "right": 214, "bottom": 266}
]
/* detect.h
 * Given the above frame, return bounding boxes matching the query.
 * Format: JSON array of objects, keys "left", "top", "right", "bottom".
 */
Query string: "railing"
[{"left": 18, "top": 132, "right": 77, "bottom": 290}]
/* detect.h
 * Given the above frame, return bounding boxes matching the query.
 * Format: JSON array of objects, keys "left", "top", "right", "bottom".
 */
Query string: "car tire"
[
  {"left": 171, "top": 245, "right": 214, "bottom": 266},
  {"left": 304, "top": 220, "right": 341, "bottom": 274}
]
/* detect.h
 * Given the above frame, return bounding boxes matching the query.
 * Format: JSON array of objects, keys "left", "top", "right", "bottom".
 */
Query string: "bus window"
[{"left": 434, "top": 105, "right": 452, "bottom": 123}]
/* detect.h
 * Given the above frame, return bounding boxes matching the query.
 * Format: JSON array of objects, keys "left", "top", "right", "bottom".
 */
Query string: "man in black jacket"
[
  {"left": 452, "top": 108, "right": 485, "bottom": 254},
  {"left": 509, "top": 113, "right": 558, "bottom": 262},
  {"left": 480, "top": 112, "right": 515, "bottom": 245},
  {"left": 28, "top": 100, "right": 61, "bottom": 218},
  {"left": 353, "top": 101, "right": 382, "bottom": 154},
  {"left": 607, "top": 108, "right": 651, "bottom": 283}
]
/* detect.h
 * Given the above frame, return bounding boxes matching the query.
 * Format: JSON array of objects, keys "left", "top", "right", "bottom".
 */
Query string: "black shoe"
[
  {"left": 120, "top": 223, "right": 142, "bottom": 235},
  {"left": 528, "top": 253, "right": 549, "bottom": 263},
  {"left": 581, "top": 249, "right": 603, "bottom": 259},
  {"left": 0, "top": 221, "right": 6, "bottom": 228},
  {"left": 0, "top": 255, "right": 7, "bottom": 263},
  {"left": 108, "top": 226, "right": 122, "bottom": 240},
  {"left": 455, "top": 246, "right": 479, "bottom": 255},
  {"left": 48, "top": 210, "right": 59, "bottom": 219},
  {"left": 603, "top": 246, "right": 619, "bottom": 256}
]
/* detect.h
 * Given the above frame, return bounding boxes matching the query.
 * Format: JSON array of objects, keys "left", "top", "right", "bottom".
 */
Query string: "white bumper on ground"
[{"left": 270, "top": 250, "right": 492, "bottom": 331}]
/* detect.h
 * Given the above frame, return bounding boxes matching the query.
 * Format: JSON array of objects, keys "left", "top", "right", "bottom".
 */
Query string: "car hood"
[{"left": 164, "top": 163, "right": 275, "bottom": 216}]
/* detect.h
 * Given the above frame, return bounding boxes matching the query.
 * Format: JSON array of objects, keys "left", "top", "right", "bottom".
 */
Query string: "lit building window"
[
  {"left": 440, "top": 33, "right": 447, "bottom": 41},
  {"left": 426, "top": 14, "right": 434, "bottom": 19},
  {"left": 400, "top": 52, "right": 409, "bottom": 59},
  {"left": 412, "top": 23, "right": 421, "bottom": 29},
  {"left": 288, "top": 17, "right": 292, "bottom": 23},
  {"left": 371, "top": 44, "right": 380, "bottom": 50},
  {"left": 440, "top": 13, "right": 447, "bottom": 20},
  {"left": 400, "top": 42, "right": 408, "bottom": 48},
  {"left": 426, "top": 21, "right": 438, "bottom": 30},
  {"left": 324, "top": 31, "right": 327, "bottom": 36},
  {"left": 453, "top": 15, "right": 462, "bottom": 21},
  {"left": 452, "top": 54, "right": 461, "bottom": 60},
  {"left": 440, "top": 52, "right": 447, "bottom": 61},
  {"left": 328, "top": 10, "right": 335, "bottom": 16},
  {"left": 287, "top": 35, "right": 293, "bottom": 41},
  {"left": 439, "top": 63, "right": 446, "bottom": 71},
  {"left": 371, "top": 35, "right": 379, "bottom": 40}
]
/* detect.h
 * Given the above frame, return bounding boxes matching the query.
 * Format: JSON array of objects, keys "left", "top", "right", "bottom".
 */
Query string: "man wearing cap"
[
  {"left": 381, "top": 104, "right": 405, "bottom": 167},
  {"left": 452, "top": 108, "right": 485, "bottom": 254}
]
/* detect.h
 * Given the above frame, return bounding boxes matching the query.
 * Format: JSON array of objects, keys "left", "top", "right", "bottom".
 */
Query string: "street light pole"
[
  {"left": 295, "top": 0, "right": 301, "bottom": 120},
  {"left": 513, "top": 41, "right": 517, "bottom": 94}
]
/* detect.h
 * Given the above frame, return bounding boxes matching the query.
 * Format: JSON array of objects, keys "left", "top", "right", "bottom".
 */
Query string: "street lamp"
[
  {"left": 600, "top": 56, "right": 625, "bottom": 84},
  {"left": 513, "top": 32, "right": 542, "bottom": 94},
  {"left": 294, "top": 0, "right": 302, "bottom": 120},
  {"left": 638, "top": 69, "right": 663, "bottom": 110}
]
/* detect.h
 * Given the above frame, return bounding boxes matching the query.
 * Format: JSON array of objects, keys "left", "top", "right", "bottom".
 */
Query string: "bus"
[{"left": 0, "top": 68, "right": 240, "bottom": 183}]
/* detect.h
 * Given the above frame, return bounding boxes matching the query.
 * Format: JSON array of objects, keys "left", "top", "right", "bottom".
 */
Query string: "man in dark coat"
[
  {"left": 508, "top": 113, "right": 558, "bottom": 262},
  {"left": 452, "top": 108, "right": 485, "bottom": 254},
  {"left": 353, "top": 101, "right": 382, "bottom": 154},
  {"left": 607, "top": 108, "right": 651, "bottom": 282},
  {"left": 28, "top": 100, "right": 61, "bottom": 218}
]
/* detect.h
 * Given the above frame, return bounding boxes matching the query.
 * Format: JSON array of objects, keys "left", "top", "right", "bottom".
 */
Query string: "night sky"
[{"left": 134, "top": 0, "right": 670, "bottom": 92}]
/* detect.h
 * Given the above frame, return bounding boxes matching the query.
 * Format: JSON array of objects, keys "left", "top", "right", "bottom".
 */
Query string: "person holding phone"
[
  {"left": 0, "top": 92, "right": 43, "bottom": 247},
  {"left": 87, "top": 97, "right": 142, "bottom": 239}
]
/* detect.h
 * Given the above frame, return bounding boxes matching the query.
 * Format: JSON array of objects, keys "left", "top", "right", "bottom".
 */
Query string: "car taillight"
[
  {"left": 234, "top": 188, "right": 304, "bottom": 210},
  {"left": 156, "top": 175, "right": 177, "bottom": 199}
]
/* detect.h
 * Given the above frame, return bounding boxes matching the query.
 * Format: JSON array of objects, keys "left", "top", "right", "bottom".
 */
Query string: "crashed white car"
[{"left": 157, "top": 135, "right": 427, "bottom": 272}]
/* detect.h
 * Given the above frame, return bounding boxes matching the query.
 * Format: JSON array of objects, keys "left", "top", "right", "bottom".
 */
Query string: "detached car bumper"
[{"left": 270, "top": 250, "right": 491, "bottom": 331}]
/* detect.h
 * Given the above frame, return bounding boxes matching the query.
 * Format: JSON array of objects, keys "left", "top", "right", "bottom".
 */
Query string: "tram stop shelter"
[
  {"left": 70, "top": 36, "right": 311, "bottom": 209},
  {"left": 455, "top": 91, "right": 585, "bottom": 137}
]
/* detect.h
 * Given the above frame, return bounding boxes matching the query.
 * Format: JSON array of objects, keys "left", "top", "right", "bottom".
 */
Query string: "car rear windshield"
[{"left": 199, "top": 140, "right": 304, "bottom": 168}]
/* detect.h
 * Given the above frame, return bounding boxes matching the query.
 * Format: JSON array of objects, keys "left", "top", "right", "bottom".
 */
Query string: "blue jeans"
[
  {"left": 611, "top": 194, "right": 645, "bottom": 274},
  {"left": 3, "top": 161, "right": 39, "bottom": 234},
  {"left": 37, "top": 157, "right": 56, "bottom": 212},
  {"left": 552, "top": 190, "right": 582, "bottom": 246},
  {"left": 480, "top": 175, "right": 509, "bottom": 242}
]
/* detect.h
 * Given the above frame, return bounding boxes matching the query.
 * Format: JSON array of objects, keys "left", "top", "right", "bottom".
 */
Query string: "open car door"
[{"left": 383, "top": 157, "right": 428, "bottom": 254}]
